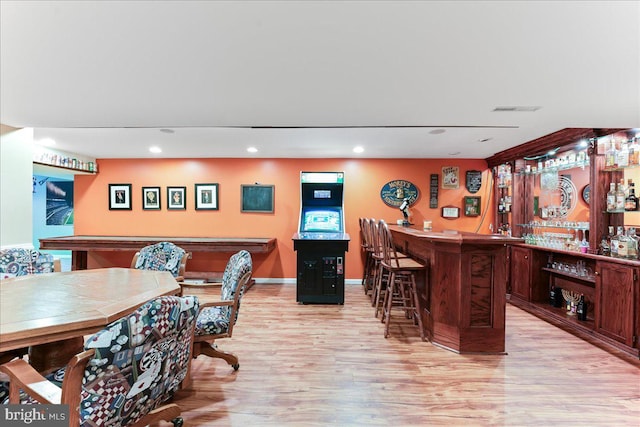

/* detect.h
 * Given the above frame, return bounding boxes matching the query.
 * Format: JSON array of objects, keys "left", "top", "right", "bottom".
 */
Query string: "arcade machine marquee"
[{"left": 292, "top": 172, "right": 350, "bottom": 304}]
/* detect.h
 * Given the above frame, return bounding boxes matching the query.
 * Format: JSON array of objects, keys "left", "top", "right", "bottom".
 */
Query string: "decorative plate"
[{"left": 582, "top": 184, "right": 590, "bottom": 205}]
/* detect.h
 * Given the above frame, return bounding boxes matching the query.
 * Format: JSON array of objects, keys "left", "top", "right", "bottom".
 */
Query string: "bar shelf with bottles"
[
  {"left": 517, "top": 151, "right": 589, "bottom": 176},
  {"left": 602, "top": 133, "right": 640, "bottom": 172},
  {"left": 33, "top": 146, "right": 98, "bottom": 174},
  {"left": 495, "top": 163, "right": 512, "bottom": 235},
  {"left": 521, "top": 222, "right": 590, "bottom": 253}
]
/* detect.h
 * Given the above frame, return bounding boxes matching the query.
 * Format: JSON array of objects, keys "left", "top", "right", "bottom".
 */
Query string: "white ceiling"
[{"left": 1, "top": 1, "right": 639, "bottom": 160}]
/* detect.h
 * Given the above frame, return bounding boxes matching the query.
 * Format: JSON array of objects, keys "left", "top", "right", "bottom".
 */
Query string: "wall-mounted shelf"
[{"left": 33, "top": 162, "right": 97, "bottom": 178}]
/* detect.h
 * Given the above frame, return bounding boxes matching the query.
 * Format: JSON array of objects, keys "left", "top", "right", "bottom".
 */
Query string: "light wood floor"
[{"left": 175, "top": 283, "right": 640, "bottom": 426}]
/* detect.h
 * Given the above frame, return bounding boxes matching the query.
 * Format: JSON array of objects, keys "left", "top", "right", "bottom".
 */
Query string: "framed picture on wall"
[
  {"left": 441, "top": 205, "right": 459, "bottom": 219},
  {"left": 109, "top": 184, "right": 132, "bottom": 210},
  {"left": 195, "top": 183, "right": 219, "bottom": 210},
  {"left": 142, "top": 186, "right": 161, "bottom": 210},
  {"left": 241, "top": 184, "right": 274, "bottom": 213},
  {"left": 167, "top": 186, "right": 186, "bottom": 210},
  {"left": 464, "top": 196, "right": 481, "bottom": 217}
]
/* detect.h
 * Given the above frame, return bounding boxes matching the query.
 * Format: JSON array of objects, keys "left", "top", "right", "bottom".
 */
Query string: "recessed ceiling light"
[
  {"left": 479, "top": 138, "right": 493, "bottom": 143},
  {"left": 448, "top": 151, "right": 461, "bottom": 156},
  {"left": 493, "top": 106, "right": 541, "bottom": 112},
  {"left": 37, "top": 138, "right": 56, "bottom": 146},
  {"left": 429, "top": 129, "right": 446, "bottom": 135},
  {"left": 149, "top": 146, "right": 162, "bottom": 154},
  {"left": 159, "top": 128, "right": 174, "bottom": 134},
  {"left": 353, "top": 146, "right": 364, "bottom": 153},
  {"left": 247, "top": 147, "right": 258, "bottom": 153},
  {"left": 577, "top": 139, "right": 589, "bottom": 148}
]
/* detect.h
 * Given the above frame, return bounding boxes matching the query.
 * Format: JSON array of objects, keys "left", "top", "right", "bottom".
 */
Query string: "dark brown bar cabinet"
[{"left": 487, "top": 128, "right": 639, "bottom": 359}]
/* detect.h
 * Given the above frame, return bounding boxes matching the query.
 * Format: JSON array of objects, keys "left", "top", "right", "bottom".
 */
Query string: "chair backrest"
[
  {"left": 80, "top": 295, "right": 199, "bottom": 426},
  {"left": 0, "top": 247, "right": 58, "bottom": 278},
  {"left": 369, "top": 218, "right": 383, "bottom": 258},
  {"left": 359, "top": 217, "right": 368, "bottom": 250},
  {"left": 132, "top": 241, "right": 187, "bottom": 278},
  {"left": 378, "top": 219, "right": 401, "bottom": 269},
  {"left": 220, "top": 250, "right": 253, "bottom": 325},
  {"left": 360, "top": 217, "right": 373, "bottom": 252}
]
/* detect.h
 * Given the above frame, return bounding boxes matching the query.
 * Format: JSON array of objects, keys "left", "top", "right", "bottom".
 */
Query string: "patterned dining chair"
[
  {"left": 0, "top": 247, "right": 60, "bottom": 364},
  {"left": 0, "top": 247, "right": 59, "bottom": 279},
  {"left": 179, "top": 250, "right": 252, "bottom": 370},
  {"left": 0, "top": 295, "right": 199, "bottom": 427},
  {"left": 131, "top": 241, "right": 189, "bottom": 281}
]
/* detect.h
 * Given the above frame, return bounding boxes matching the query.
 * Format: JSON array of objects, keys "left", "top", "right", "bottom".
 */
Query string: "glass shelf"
[
  {"left": 603, "top": 164, "right": 640, "bottom": 172},
  {"left": 517, "top": 160, "right": 589, "bottom": 176},
  {"left": 518, "top": 222, "right": 589, "bottom": 231}
]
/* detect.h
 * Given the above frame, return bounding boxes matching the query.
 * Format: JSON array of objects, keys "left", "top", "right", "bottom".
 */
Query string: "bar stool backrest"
[{"left": 378, "top": 219, "right": 401, "bottom": 269}]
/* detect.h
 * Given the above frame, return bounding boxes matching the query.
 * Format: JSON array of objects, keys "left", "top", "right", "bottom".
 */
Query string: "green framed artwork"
[{"left": 464, "top": 196, "right": 481, "bottom": 217}]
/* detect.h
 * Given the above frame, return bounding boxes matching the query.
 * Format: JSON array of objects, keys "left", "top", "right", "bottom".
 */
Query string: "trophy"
[{"left": 561, "top": 289, "right": 581, "bottom": 315}]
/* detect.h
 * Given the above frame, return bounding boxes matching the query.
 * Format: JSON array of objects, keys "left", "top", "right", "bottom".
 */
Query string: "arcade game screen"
[{"left": 301, "top": 209, "right": 342, "bottom": 232}]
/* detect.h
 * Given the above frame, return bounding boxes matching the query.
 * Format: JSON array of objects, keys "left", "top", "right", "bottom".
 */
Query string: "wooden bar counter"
[{"left": 389, "top": 225, "right": 519, "bottom": 354}]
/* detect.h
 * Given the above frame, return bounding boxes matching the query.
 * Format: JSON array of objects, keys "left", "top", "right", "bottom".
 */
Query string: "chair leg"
[
  {"left": 410, "top": 275, "right": 426, "bottom": 342},
  {"left": 383, "top": 272, "right": 396, "bottom": 338},
  {"left": 362, "top": 251, "right": 372, "bottom": 293},
  {"left": 198, "top": 343, "right": 240, "bottom": 370}
]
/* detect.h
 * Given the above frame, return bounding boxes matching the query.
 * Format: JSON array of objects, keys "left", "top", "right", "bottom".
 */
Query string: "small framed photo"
[
  {"left": 109, "top": 184, "right": 132, "bottom": 210},
  {"left": 464, "top": 196, "right": 481, "bottom": 217},
  {"left": 195, "top": 183, "right": 219, "bottom": 210},
  {"left": 142, "top": 187, "right": 161, "bottom": 210},
  {"left": 167, "top": 186, "right": 186, "bottom": 210},
  {"left": 441, "top": 205, "right": 459, "bottom": 219}
]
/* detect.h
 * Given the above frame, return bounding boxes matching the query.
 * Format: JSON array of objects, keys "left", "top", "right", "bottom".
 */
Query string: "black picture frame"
[
  {"left": 167, "top": 186, "right": 186, "bottom": 210},
  {"left": 109, "top": 184, "right": 132, "bottom": 210},
  {"left": 241, "top": 184, "right": 274, "bottom": 213},
  {"left": 464, "top": 196, "right": 481, "bottom": 217},
  {"left": 142, "top": 186, "right": 161, "bottom": 210},
  {"left": 195, "top": 183, "right": 219, "bottom": 210}
]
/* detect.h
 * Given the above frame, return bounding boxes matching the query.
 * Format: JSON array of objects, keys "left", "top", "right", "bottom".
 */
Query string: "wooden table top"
[{"left": 0, "top": 268, "right": 180, "bottom": 352}]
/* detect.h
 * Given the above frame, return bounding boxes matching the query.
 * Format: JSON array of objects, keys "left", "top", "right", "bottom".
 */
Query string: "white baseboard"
[{"left": 253, "top": 278, "right": 361, "bottom": 285}]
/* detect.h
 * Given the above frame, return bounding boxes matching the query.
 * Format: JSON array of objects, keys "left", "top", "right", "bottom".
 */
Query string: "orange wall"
[{"left": 74, "top": 158, "right": 494, "bottom": 279}]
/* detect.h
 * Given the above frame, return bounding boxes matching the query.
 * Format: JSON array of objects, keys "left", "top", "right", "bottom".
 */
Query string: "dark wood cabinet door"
[
  {"left": 596, "top": 261, "right": 636, "bottom": 347},
  {"left": 510, "top": 246, "right": 532, "bottom": 301}
]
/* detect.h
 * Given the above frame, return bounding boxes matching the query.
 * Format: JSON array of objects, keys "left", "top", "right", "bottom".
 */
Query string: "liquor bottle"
[
  {"left": 625, "top": 180, "right": 638, "bottom": 211},
  {"left": 577, "top": 294, "right": 587, "bottom": 321},
  {"left": 610, "top": 226, "right": 620, "bottom": 258},
  {"left": 615, "top": 182, "right": 626, "bottom": 212},
  {"left": 615, "top": 226, "right": 628, "bottom": 259},
  {"left": 605, "top": 140, "right": 617, "bottom": 168},
  {"left": 627, "top": 228, "right": 639, "bottom": 260},
  {"left": 606, "top": 182, "right": 617, "bottom": 212},
  {"left": 549, "top": 283, "right": 557, "bottom": 306},
  {"left": 630, "top": 137, "right": 640, "bottom": 165},
  {"left": 554, "top": 286, "right": 564, "bottom": 308},
  {"left": 616, "top": 140, "right": 630, "bottom": 167},
  {"left": 600, "top": 234, "right": 611, "bottom": 256}
]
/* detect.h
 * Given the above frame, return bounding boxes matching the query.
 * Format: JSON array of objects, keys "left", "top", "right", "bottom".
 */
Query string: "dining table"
[{"left": 0, "top": 267, "right": 181, "bottom": 372}]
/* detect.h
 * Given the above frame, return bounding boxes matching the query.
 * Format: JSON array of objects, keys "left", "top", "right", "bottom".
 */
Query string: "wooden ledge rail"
[{"left": 39, "top": 235, "right": 276, "bottom": 271}]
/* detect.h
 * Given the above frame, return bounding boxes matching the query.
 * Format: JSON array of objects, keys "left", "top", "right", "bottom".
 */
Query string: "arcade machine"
[{"left": 292, "top": 171, "right": 350, "bottom": 304}]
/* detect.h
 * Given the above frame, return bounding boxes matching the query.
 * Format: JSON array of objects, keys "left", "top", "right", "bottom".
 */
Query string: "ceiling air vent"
[{"left": 493, "top": 106, "right": 541, "bottom": 112}]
